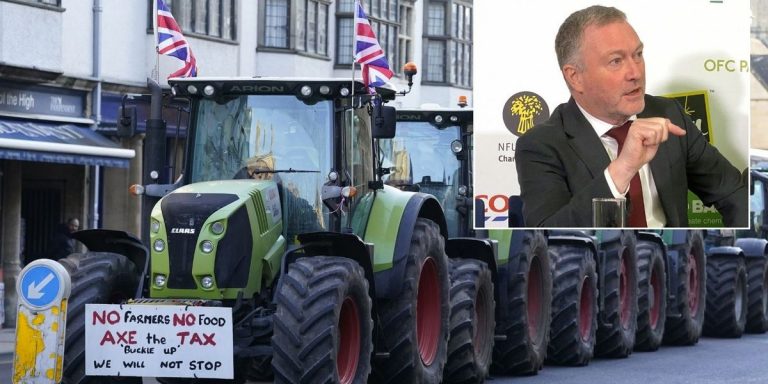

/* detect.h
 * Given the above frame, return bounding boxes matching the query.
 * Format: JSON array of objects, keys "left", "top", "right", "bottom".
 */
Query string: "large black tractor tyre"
[
  {"left": 444, "top": 258, "right": 495, "bottom": 384},
  {"left": 60, "top": 252, "right": 141, "bottom": 384},
  {"left": 546, "top": 242, "right": 598, "bottom": 366},
  {"left": 272, "top": 256, "right": 373, "bottom": 384},
  {"left": 634, "top": 239, "right": 667, "bottom": 351},
  {"left": 372, "top": 218, "right": 450, "bottom": 384},
  {"left": 595, "top": 231, "right": 638, "bottom": 358},
  {"left": 492, "top": 231, "right": 552, "bottom": 375},
  {"left": 246, "top": 356, "right": 274, "bottom": 382},
  {"left": 663, "top": 231, "right": 706, "bottom": 345},
  {"left": 746, "top": 258, "right": 768, "bottom": 333},
  {"left": 703, "top": 256, "right": 747, "bottom": 338}
]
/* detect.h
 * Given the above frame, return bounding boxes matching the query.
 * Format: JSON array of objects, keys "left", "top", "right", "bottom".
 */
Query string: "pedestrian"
[
  {"left": 48, "top": 217, "right": 80, "bottom": 261},
  {"left": 514, "top": 5, "right": 746, "bottom": 228}
]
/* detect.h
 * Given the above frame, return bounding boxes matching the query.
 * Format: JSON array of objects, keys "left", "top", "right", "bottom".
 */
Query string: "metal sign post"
[{"left": 12, "top": 259, "right": 71, "bottom": 384}]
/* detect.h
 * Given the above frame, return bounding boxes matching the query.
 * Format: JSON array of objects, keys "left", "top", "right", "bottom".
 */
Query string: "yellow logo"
[{"left": 502, "top": 91, "right": 549, "bottom": 137}]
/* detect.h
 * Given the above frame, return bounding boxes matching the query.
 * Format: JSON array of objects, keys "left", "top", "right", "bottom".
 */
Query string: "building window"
[
  {"left": 397, "top": 1, "right": 414, "bottom": 71},
  {"left": 336, "top": 0, "right": 400, "bottom": 69},
  {"left": 264, "top": 0, "right": 289, "bottom": 47},
  {"left": 424, "top": 0, "right": 472, "bottom": 87},
  {"left": 167, "top": 0, "right": 236, "bottom": 40},
  {"left": 262, "top": 0, "right": 329, "bottom": 56}
]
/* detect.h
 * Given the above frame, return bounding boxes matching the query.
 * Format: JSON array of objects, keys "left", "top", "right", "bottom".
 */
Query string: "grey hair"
[{"left": 555, "top": 5, "right": 627, "bottom": 68}]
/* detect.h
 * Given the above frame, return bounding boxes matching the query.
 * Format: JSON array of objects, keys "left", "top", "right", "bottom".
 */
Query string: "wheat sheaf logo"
[{"left": 502, "top": 91, "right": 550, "bottom": 137}]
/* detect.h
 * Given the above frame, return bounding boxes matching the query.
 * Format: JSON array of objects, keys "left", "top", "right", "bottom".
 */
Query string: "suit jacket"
[{"left": 514, "top": 95, "right": 746, "bottom": 227}]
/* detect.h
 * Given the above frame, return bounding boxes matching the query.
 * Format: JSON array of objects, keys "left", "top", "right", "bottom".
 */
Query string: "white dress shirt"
[{"left": 576, "top": 104, "right": 667, "bottom": 227}]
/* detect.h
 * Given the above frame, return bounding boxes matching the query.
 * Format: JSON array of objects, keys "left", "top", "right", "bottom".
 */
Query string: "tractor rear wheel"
[
  {"left": 60, "top": 252, "right": 140, "bottom": 384},
  {"left": 444, "top": 258, "right": 495, "bottom": 384},
  {"left": 596, "top": 231, "right": 638, "bottom": 358},
  {"left": 546, "top": 242, "right": 598, "bottom": 366},
  {"left": 492, "top": 231, "right": 551, "bottom": 375},
  {"left": 372, "top": 218, "right": 450, "bottom": 383},
  {"left": 703, "top": 256, "right": 747, "bottom": 338},
  {"left": 746, "top": 258, "right": 768, "bottom": 333},
  {"left": 664, "top": 231, "right": 706, "bottom": 345},
  {"left": 272, "top": 256, "right": 373, "bottom": 384},
  {"left": 634, "top": 239, "right": 667, "bottom": 351}
]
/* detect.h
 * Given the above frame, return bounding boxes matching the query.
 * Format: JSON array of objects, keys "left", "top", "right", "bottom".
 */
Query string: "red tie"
[{"left": 606, "top": 121, "right": 648, "bottom": 227}]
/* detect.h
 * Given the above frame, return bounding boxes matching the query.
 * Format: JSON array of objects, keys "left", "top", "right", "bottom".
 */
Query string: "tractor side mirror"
[
  {"left": 372, "top": 105, "right": 396, "bottom": 139},
  {"left": 117, "top": 105, "right": 137, "bottom": 138}
]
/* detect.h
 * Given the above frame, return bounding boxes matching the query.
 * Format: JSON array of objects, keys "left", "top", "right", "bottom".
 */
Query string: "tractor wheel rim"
[
  {"left": 338, "top": 297, "right": 360, "bottom": 384},
  {"left": 649, "top": 262, "right": 662, "bottom": 329},
  {"left": 527, "top": 257, "right": 543, "bottom": 341},
  {"left": 474, "top": 284, "right": 492, "bottom": 363},
  {"left": 734, "top": 274, "right": 745, "bottom": 321},
  {"left": 417, "top": 257, "right": 440, "bottom": 366},
  {"left": 579, "top": 275, "right": 594, "bottom": 342},
  {"left": 688, "top": 253, "right": 700, "bottom": 314},
  {"left": 619, "top": 251, "right": 631, "bottom": 329}
]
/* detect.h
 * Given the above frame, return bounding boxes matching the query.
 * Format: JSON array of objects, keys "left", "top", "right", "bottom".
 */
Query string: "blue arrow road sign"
[{"left": 17, "top": 259, "right": 70, "bottom": 310}]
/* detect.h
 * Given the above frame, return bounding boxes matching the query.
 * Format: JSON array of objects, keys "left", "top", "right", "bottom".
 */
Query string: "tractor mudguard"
[
  {"left": 707, "top": 246, "right": 745, "bottom": 260},
  {"left": 289, "top": 231, "right": 378, "bottom": 303},
  {"left": 547, "top": 231, "right": 598, "bottom": 255},
  {"left": 734, "top": 238, "right": 768, "bottom": 260},
  {"left": 72, "top": 229, "right": 148, "bottom": 297},
  {"left": 365, "top": 189, "right": 447, "bottom": 299}
]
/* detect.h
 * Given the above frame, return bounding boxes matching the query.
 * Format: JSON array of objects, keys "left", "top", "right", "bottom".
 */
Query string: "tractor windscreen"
[
  {"left": 189, "top": 95, "right": 333, "bottom": 237},
  {"left": 382, "top": 122, "right": 462, "bottom": 234}
]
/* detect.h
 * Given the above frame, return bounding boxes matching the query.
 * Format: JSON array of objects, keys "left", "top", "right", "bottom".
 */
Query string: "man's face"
[
  {"left": 68, "top": 220, "right": 80, "bottom": 233},
  {"left": 567, "top": 21, "right": 645, "bottom": 125}
]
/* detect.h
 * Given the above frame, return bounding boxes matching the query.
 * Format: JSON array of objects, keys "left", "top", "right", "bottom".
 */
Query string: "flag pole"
[{"left": 154, "top": 0, "right": 160, "bottom": 84}]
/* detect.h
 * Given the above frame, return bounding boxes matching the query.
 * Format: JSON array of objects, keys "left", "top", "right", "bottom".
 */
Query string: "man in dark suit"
[{"left": 514, "top": 5, "right": 747, "bottom": 228}]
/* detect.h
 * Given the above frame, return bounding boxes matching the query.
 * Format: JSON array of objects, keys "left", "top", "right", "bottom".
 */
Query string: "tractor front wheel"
[
  {"left": 444, "top": 258, "right": 495, "bottom": 384},
  {"left": 546, "top": 242, "right": 598, "bottom": 366},
  {"left": 272, "top": 256, "right": 373, "bottom": 384},
  {"left": 703, "top": 256, "right": 747, "bottom": 338},
  {"left": 663, "top": 231, "right": 706, "bottom": 345},
  {"left": 746, "top": 258, "right": 768, "bottom": 333},
  {"left": 60, "top": 252, "right": 140, "bottom": 384},
  {"left": 634, "top": 239, "right": 667, "bottom": 351}
]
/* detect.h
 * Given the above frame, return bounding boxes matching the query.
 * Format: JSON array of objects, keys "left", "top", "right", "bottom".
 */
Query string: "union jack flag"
[
  {"left": 157, "top": 0, "right": 198, "bottom": 78},
  {"left": 354, "top": 0, "right": 393, "bottom": 90}
]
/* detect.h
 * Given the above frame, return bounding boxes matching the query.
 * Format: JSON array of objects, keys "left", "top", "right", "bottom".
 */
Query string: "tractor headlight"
[
  {"left": 201, "top": 276, "right": 214, "bottom": 289},
  {"left": 450, "top": 115, "right": 459, "bottom": 123},
  {"left": 200, "top": 240, "right": 214, "bottom": 254},
  {"left": 319, "top": 85, "right": 331, "bottom": 95},
  {"left": 154, "top": 274, "right": 167, "bottom": 287},
  {"left": 458, "top": 185, "right": 468, "bottom": 196},
  {"left": 203, "top": 85, "right": 215, "bottom": 97},
  {"left": 434, "top": 115, "right": 444, "bottom": 124},
  {"left": 186, "top": 85, "right": 199, "bottom": 95},
  {"left": 300, "top": 85, "right": 313, "bottom": 97},
  {"left": 339, "top": 87, "right": 350, "bottom": 97},
  {"left": 451, "top": 140, "right": 464, "bottom": 154},
  {"left": 211, "top": 221, "right": 225, "bottom": 235},
  {"left": 153, "top": 239, "right": 165, "bottom": 252},
  {"left": 150, "top": 220, "right": 161, "bottom": 234}
]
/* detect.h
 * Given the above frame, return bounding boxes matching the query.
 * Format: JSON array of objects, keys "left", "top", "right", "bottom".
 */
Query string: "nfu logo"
[
  {"left": 502, "top": 91, "right": 550, "bottom": 137},
  {"left": 171, "top": 228, "right": 196, "bottom": 234}
]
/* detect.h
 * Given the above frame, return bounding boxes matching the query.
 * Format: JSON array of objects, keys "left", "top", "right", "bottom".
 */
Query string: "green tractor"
[
  {"left": 57, "top": 77, "right": 485, "bottom": 383},
  {"left": 388, "top": 106, "right": 557, "bottom": 379}
]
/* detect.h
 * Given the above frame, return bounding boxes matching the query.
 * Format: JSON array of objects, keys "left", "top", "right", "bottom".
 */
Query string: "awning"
[{"left": 0, "top": 119, "right": 135, "bottom": 168}]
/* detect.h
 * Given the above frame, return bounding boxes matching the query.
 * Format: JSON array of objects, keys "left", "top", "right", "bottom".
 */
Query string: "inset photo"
[{"left": 473, "top": 0, "right": 750, "bottom": 228}]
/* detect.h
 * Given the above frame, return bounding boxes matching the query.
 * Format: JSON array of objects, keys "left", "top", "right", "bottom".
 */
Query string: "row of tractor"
[
  {"left": 50, "top": 75, "right": 767, "bottom": 384},
  {"left": 385, "top": 103, "right": 768, "bottom": 382}
]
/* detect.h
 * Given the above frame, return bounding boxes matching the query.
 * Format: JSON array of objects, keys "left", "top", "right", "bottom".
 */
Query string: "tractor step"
[
  {"left": 494, "top": 334, "right": 508, "bottom": 341},
  {"left": 375, "top": 352, "right": 391, "bottom": 359}
]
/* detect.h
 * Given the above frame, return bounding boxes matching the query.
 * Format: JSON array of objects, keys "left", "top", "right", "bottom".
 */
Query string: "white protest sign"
[{"left": 85, "top": 304, "right": 233, "bottom": 379}]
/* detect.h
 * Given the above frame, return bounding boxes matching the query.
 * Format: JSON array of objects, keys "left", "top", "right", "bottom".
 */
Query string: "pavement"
[{"left": 1, "top": 326, "right": 14, "bottom": 360}]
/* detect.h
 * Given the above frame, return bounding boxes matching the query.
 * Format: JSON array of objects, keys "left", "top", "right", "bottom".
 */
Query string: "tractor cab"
[{"left": 384, "top": 105, "right": 472, "bottom": 237}]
